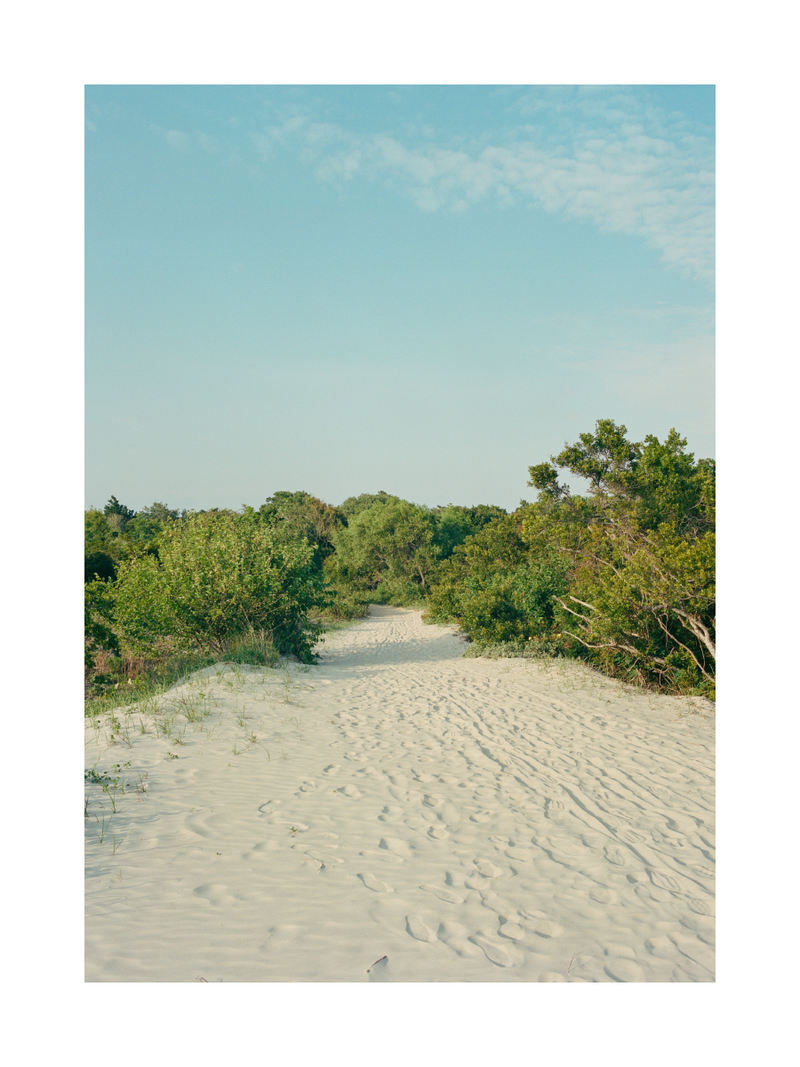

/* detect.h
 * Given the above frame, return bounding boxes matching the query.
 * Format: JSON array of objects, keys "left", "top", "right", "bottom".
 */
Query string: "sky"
[{"left": 85, "top": 84, "right": 714, "bottom": 514}]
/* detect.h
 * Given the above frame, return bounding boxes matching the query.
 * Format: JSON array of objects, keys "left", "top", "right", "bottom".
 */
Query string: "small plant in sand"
[
  {"left": 85, "top": 767, "right": 114, "bottom": 786},
  {"left": 112, "top": 832, "right": 130, "bottom": 855}
]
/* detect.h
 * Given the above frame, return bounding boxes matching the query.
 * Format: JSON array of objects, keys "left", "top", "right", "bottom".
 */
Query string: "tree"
[
  {"left": 339, "top": 491, "right": 394, "bottom": 519},
  {"left": 125, "top": 502, "right": 182, "bottom": 548},
  {"left": 524, "top": 420, "right": 715, "bottom": 693},
  {"left": 256, "top": 491, "right": 345, "bottom": 567},
  {"left": 103, "top": 496, "right": 136, "bottom": 534},
  {"left": 327, "top": 498, "right": 440, "bottom": 601}
]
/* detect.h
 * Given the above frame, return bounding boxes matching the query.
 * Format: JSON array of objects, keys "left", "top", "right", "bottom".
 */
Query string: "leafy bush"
[
  {"left": 113, "top": 511, "right": 326, "bottom": 662},
  {"left": 85, "top": 578, "right": 119, "bottom": 667},
  {"left": 425, "top": 511, "right": 566, "bottom": 639}
]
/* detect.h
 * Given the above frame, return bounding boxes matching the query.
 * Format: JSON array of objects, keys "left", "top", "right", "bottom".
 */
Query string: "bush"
[
  {"left": 113, "top": 511, "right": 326, "bottom": 662},
  {"left": 85, "top": 578, "right": 119, "bottom": 668},
  {"left": 425, "top": 512, "right": 569, "bottom": 643}
]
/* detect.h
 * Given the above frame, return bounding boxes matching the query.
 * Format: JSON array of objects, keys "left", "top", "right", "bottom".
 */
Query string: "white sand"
[{"left": 85, "top": 605, "right": 715, "bottom": 982}]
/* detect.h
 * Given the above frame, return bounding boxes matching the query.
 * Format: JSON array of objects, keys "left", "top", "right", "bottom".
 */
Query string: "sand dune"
[{"left": 85, "top": 605, "right": 715, "bottom": 982}]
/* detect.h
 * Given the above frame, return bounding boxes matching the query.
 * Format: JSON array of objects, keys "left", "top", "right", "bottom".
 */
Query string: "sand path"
[{"left": 85, "top": 605, "right": 715, "bottom": 982}]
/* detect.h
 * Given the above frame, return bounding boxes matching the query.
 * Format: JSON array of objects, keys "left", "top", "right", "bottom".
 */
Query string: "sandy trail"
[{"left": 85, "top": 606, "right": 715, "bottom": 982}]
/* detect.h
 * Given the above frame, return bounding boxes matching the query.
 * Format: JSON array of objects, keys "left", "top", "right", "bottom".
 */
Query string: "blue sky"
[{"left": 85, "top": 84, "right": 714, "bottom": 513}]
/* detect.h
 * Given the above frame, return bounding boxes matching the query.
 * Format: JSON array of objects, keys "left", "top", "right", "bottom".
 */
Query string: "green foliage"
[
  {"left": 523, "top": 419, "right": 715, "bottom": 695},
  {"left": 255, "top": 491, "right": 345, "bottom": 568},
  {"left": 218, "top": 628, "right": 280, "bottom": 667},
  {"left": 85, "top": 578, "right": 119, "bottom": 667},
  {"left": 426, "top": 513, "right": 569, "bottom": 643},
  {"left": 82, "top": 428, "right": 713, "bottom": 700},
  {"left": 318, "top": 578, "right": 373, "bottom": 620},
  {"left": 430, "top": 505, "right": 478, "bottom": 559},
  {"left": 459, "top": 504, "right": 508, "bottom": 530},
  {"left": 85, "top": 500, "right": 182, "bottom": 582},
  {"left": 339, "top": 491, "right": 395, "bottom": 519},
  {"left": 85, "top": 551, "right": 117, "bottom": 583},
  {"left": 125, "top": 502, "right": 181, "bottom": 546},
  {"left": 103, "top": 496, "right": 136, "bottom": 534},
  {"left": 113, "top": 511, "right": 326, "bottom": 662},
  {"left": 327, "top": 497, "right": 441, "bottom": 600}
]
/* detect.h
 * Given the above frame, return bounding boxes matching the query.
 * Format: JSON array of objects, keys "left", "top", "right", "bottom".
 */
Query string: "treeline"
[{"left": 86, "top": 420, "right": 715, "bottom": 699}]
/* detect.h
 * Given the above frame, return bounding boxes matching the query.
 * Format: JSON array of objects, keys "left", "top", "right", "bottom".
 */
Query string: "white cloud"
[
  {"left": 164, "top": 129, "right": 190, "bottom": 152},
  {"left": 252, "top": 90, "right": 714, "bottom": 285},
  {"left": 153, "top": 126, "right": 218, "bottom": 155}
]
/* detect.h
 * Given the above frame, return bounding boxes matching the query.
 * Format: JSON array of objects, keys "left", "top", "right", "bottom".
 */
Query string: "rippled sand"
[{"left": 85, "top": 605, "right": 714, "bottom": 982}]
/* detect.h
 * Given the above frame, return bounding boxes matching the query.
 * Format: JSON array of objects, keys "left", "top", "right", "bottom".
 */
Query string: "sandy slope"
[{"left": 85, "top": 606, "right": 715, "bottom": 982}]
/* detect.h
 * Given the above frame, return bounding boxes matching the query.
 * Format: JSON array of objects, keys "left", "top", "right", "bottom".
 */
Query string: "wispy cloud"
[
  {"left": 251, "top": 89, "right": 714, "bottom": 285},
  {"left": 163, "top": 129, "right": 191, "bottom": 152},
  {"left": 153, "top": 126, "right": 218, "bottom": 154}
]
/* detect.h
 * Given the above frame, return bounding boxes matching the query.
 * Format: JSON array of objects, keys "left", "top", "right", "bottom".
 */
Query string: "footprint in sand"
[
  {"left": 406, "top": 915, "right": 438, "bottom": 942},
  {"left": 498, "top": 922, "right": 525, "bottom": 940},
  {"left": 299, "top": 780, "right": 316, "bottom": 792},
  {"left": 505, "top": 847, "right": 535, "bottom": 862},
  {"left": 358, "top": 873, "right": 394, "bottom": 893},
  {"left": 686, "top": 897, "right": 715, "bottom": 916},
  {"left": 545, "top": 798, "right": 567, "bottom": 818},
  {"left": 604, "top": 844, "right": 630, "bottom": 867},
  {"left": 360, "top": 849, "right": 404, "bottom": 864},
  {"left": 474, "top": 861, "right": 505, "bottom": 878},
  {"left": 685, "top": 863, "right": 715, "bottom": 881},
  {"left": 644, "top": 936, "right": 674, "bottom": 959},
  {"left": 604, "top": 958, "right": 646, "bottom": 982},
  {"left": 322, "top": 764, "right": 341, "bottom": 775},
  {"left": 257, "top": 802, "right": 277, "bottom": 816},
  {"left": 337, "top": 784, "right": 363, "bottom": 798},
  {"left": 423, "top": 795, "right": 444, "bottom": 809},
  {"left": 469, "top": 934, "right": 524, "bottom": 968},
  {"left": 193, "top": 884, "right": 236, "bottom": 906},
  {"left": 420, "top": 884, "right": 464, "bottom": 904},
  {"left": 470, "top": 812, "right": 492, "bottom": 823},
  {"left": 428, "top": 826, "right": 449, "bottom": 840},
  {"left": 589, "top": 887, "right": 617, "bottom": 905},
  {"left": 248, "top": 840, "right": 280, "bottom": 854},
  {"left": 404, "top": 816, "right": 428, "bottom": 831},
  {"left": 437, "top": 921, "right": 483, "bottom": 958},
  {"left": 532, "top": 919, "right": 563, "bottom": 938},
  {"left": 648, "top": 869, "right": 682, "bottom": 892},
  {"left": 378, "top": 805, "right": 404, "bottom": 823},
  {"left": 379, "top": 837, "right": 412, "bottom": 857}
]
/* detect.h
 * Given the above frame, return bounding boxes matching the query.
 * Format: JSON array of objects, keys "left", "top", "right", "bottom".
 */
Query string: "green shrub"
[{"left": 113, "top": 511, "right": 325, "bottom": 662}]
